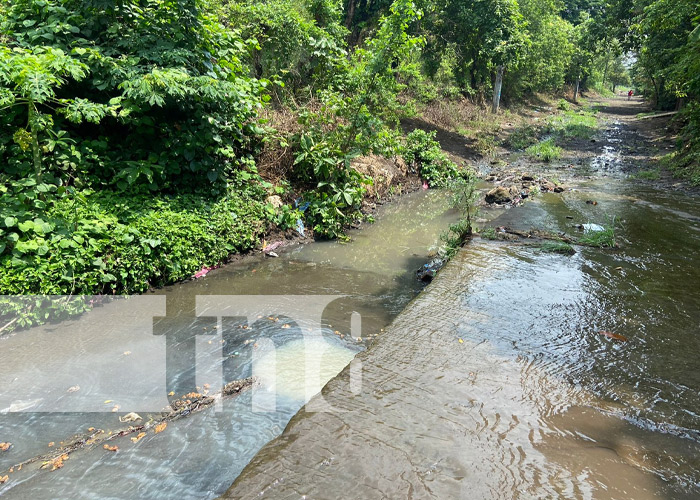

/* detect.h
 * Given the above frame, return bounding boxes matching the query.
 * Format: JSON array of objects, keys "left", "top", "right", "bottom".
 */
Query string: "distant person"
[{"left": 628, "top": 89, "right": 633, "bottom": 100}]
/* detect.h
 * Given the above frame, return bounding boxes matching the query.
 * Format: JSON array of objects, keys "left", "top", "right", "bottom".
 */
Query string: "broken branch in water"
[{"left": 2, "top": 377, "right": 256, "bottom": 478}]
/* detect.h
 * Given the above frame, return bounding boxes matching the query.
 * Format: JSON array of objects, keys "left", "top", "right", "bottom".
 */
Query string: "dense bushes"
[{"left": 1, "top": 184, "right": 272, "bottom": 295}]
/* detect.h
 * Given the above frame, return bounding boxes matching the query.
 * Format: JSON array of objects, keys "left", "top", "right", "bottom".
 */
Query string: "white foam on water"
[{"left": 254, "top": 337, "right": 357, "bottom": 402}]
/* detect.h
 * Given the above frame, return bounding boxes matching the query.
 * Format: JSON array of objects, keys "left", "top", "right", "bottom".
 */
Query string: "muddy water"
[
  {"left": 225, "top": 181, "right": 700, "bottom": 497},
  {"left": 0, "top": 190, "right": 461, "bottom": 499}
]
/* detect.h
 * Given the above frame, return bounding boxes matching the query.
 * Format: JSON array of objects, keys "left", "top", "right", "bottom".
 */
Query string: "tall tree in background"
[{"left": 421, "top": 0, "right": 527, "bottom": 95}]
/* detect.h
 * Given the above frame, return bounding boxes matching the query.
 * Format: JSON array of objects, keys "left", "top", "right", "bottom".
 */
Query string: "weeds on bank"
[
  {"left": 662, "top": 151, "right": 700, "bottom": 186},
  {"left": 438, "top": 173, "right": 479, "bottom": 259},
  {"left": 632, "top": 168, "right": 661, "bottom": 180},
  {"left": 508, "top": 124, "right": 539, "bottom": 149},
  {"left": 526, "top": 138, "right": 562, "bottom": 161}
]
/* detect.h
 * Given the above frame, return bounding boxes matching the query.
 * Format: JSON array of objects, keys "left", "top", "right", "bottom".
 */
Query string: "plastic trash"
[
  {"left": 295, "top": 218, "right": 306, "bottom": 237},
  {"left": 583, "top": 223, "right": 605, "bottom": 233},
  {"left": 294, "top": 198, "right": 310, "bottom": 212}
]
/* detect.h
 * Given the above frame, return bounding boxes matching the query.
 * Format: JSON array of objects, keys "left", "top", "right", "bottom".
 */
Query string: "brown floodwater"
[{"left": 225, "top": 179, "right": 700, "bottom": 498}]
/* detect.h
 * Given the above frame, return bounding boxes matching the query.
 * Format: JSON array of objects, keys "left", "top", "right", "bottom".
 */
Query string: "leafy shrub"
[
  {"left": 557, "top": 99, "right": 571, "bottom": 111},
  {"left": 1, "top": 0, "right": 269, "bottom": 192},
  {"left": 402, "top": 129, "right": 463, "bottom": 187},
  {"left": 0, "top": 186, "right": 272, "bottom": 295},
  {"left": 292, "top": 132, "right": 370, "bottom": 238}
]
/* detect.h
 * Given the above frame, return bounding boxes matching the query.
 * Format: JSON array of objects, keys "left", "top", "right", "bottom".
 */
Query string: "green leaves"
[
  {"left": 0, "top": 187, "right": 272, "bottom": 297},
  {"left": 0, "top": 46, "right": 88, "bottom": 103},
  {"left": 402, "top": 130, "right": 462, "bottom": 188}
]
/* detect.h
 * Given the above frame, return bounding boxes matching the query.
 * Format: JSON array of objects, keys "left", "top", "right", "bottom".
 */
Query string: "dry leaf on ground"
[{"left": 131, "top": 432, "right": 146, "bottom": 443}]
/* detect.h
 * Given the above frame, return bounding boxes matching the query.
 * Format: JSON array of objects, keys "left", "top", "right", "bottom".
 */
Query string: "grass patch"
[
  {"left": 548, "top": 110, "right": 598, "bottom": 139},
  {"left": 526, "top": 138, "right": 562, "bottom": 162},
  {"left": 632, "top": 168, "right": 661, "bottom": 180},
  {"left": 539, "top": 241, "right": 575, "bottom": 255},
  {"left": 508, "top": 124, "right": 539, "bottom": 149},
  {"left": 578, "top": 219, "right": 616, "bottom": 248},
  {"left": 479, "top": 227, "right": 498, "bottom": 240}
]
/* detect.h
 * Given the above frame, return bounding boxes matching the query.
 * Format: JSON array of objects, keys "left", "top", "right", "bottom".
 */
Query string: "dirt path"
[{"left": 570, "top": 96, "right": 693, "bottom": 191}]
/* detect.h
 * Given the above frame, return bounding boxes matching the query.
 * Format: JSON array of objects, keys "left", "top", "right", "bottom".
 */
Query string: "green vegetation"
[
  {"left": 626, "top": 0, "right": 700, "bottom": 182},
  {"left": 539, "top": 241, "right": 576, "bottom": 255},
  {"left": 479, "top": 227, "right": 499, "bottom": 240},
  {"left": 548, "top": 110, "right": 598, "bottom": 139},
  {"left": 0, "top": 187, "right": 270, "bottom": 295},
  {"left": 508, "top": 125, "right": 539, "bottom": 149},
  {"left": 439, "top": 173, "right": 479, "bottom": 259},
  {"left": 632, "top": 169, "right": 661, "bottom": 180},
  {"left": 578, "top": 220, "right": 617, "bottom": 248},
  {"left": 402, "top": 130, "right": 464, "bottom": 188},
  {"left": 526, "top": 138, "right": 562, "bottom": 162}
]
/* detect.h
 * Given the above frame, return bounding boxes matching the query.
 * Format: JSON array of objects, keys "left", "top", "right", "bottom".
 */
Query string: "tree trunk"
[
  {"left": 491, "top": 65, "right": 504, "bottom": 114},
  {"left": 28, "top": 102, "right": 42, "bottom": 176},
  {"left": 602, "top": 58, "right": 609, "bottom": 89},
  {"left": 345, "top": 0, "right": 356, "bottom": 28},
  {"left": 573, "top": 76, "right": 580, "bottom": 103}
]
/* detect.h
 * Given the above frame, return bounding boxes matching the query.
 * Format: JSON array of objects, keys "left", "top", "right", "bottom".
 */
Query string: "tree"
[
  {"left": 0, "top": 46, "right": 120, "bottom": 176},
  {"left": 505, "top": 0, "right": 574, "bottom": 96},
  {"left": 607, "top": 55, "right": 630, "bottom": 92},
  {"left": 1, "top": 0, "right": 268, "bottom": 190},
  {"left": 421, "top": 0, "right": 527, "bottom": 94}
]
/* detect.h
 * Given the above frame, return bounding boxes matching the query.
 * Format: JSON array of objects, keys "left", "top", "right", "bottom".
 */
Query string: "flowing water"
[
  {"left": 0, "top": 190, "right": 461, "bottom": 499},
  {"left": 225, "top": 175, "right": 700, "bottom": 494}
]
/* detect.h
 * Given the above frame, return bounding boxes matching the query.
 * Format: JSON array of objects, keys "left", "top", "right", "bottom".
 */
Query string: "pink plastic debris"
[{"left": 193, "top": 266, "right": 211, "bottom": 279}]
